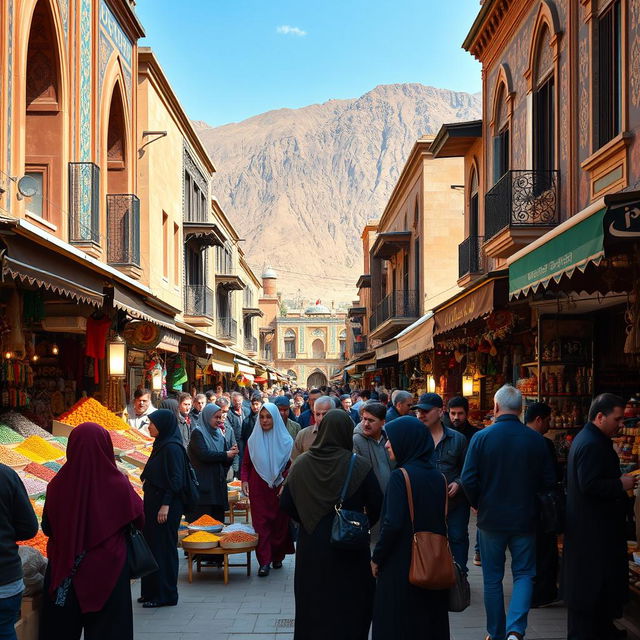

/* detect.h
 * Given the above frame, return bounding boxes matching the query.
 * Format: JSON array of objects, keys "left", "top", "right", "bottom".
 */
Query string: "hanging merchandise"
[
  {"left": 170, "top": 356, "right": 188, "bottom": 391},
  {"left": 85, "top": 312, "right": 111, "bottom": 383}
]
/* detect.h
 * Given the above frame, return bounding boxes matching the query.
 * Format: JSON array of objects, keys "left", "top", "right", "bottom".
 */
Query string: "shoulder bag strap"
[
  {"left": 337, "top": 453, "right": 357, "bottom": 508},
  {"left": 400, "top": 467, "right": 415, "bottom": 533}
]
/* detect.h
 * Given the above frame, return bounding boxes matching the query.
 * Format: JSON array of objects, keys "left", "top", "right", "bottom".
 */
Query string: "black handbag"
[
  {"left": 448, "top": 561, "right": 471, "bottom": 612},
  {"left": 127, "top": 524, "right": 158, "bottom": 579},
  {"left": 330, "top": 453, "right": 370, "bottom": 549}
]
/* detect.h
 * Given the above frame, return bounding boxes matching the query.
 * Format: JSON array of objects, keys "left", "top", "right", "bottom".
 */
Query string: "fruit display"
[
  {"left": 57, "top": 398, "right": 130, "bottom": 431},
  {"left": 14, "top": 436, "right": 65, "bottom": 463}
]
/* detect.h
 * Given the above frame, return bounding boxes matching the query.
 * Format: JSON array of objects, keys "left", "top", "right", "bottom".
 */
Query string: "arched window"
[
  {"left": 25, "top": 0, "right": 63, "bottom": 227},
  {"left": 492, "top": 83, "right": 510, "bottom": 183},
  {"left": 469, "top": 164, "right": 479, "bottom": 237},
  {"left": 532, "top": 24, "right": 555, "bottom": 173},
  {"left": 287, "top": 369, "right": 297, "bottom": 380},
  {"left": 284, "top": 329, "right": 296, "bottom": 358},
  {"left": 106, "top": 82, "right": 128, "bottom": 194},
  {"left": 312, "top": 339, "right": 325, "bottom": 359}
]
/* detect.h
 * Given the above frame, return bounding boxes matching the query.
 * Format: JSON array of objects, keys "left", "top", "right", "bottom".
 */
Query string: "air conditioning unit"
[{"left": 41, "top": 316, "right": 87, "bottom": 334}]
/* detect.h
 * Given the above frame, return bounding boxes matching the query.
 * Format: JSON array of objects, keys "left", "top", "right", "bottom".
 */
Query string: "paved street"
[{"left": 132, "top": 519, "right": 574, "bottom": 640}]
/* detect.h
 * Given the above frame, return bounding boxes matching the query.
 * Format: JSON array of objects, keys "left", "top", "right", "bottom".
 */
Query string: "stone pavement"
[{"left": 132, "top": 520, "right": 633, "bottom": 639}]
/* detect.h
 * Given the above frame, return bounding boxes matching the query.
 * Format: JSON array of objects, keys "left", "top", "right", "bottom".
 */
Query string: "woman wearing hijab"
[
  {"left": 40, "top": 422, "right": 144, "bottom": 640},
  {"left": 187, "top": 403, "right": 238, "bottom": 523},
  {"left": 241, "top": 403, "right": 295, "bottom": 577},
  {"left": 158, "top": 398, "right": 190, "bottom": 448},
  {"left": 371, "top": 416, "right": 449, "bottom": 640},
  {"left": 139, "top": 409, "right": 189, "bottom": 608},
  {"left": 280, "top": 409, "right": 383, "bottom": 640}
]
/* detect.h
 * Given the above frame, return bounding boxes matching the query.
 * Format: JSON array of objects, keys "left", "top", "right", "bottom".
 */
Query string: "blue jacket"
[
  {"left": 385, "top": 406, "right": 400, "bottom": 422},
  {"left": 461, "top": 414, "right": 555, "bottom": 533},
  {"left": 297, "top": 409, "right": 314, "bottom": 429}
]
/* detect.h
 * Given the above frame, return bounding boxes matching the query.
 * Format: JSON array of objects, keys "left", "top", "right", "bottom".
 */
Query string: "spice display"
[
  {"left": 14, "top": 436, "right": 65, "bottom": 463},
  {"left": 127, "top": 450, "right": 150, "bottom": 464},
  {"left": 109, "top": 432, "right": 138, "bottom": 451},
  {"left": 0, "top": 424, "right": 24, "bottom": 445},
  {"left": 190, "top": 515, "right": 224, "bottom": 526},
  {"left": 0, "top": 412, "right": 52, "bottom": 439},
  {"left": 24, "top": 462, "right": 57, "bottom": 482},
  {"left": 183, "top": 532, "right": 221, "bottom": 543},
  {"left": 43, "top": 461, "right": 62, "bottom": 472},
  {"left": 30, "top": 500, "right": 44, "bottom": 518},
  {"left": 17, "top": 530, "right": 48, "bottom": 557},
  {"left": 122, "top": 429, "right": 152, "bottom": 445},
  {"left": 0, "top": 445, "right": 31, "bottom": 467},
  {"left": 220, "top": 531, "right": 258, "bottom": 543},
  {"left": 57, "top": 397, "right": 130, "bottom": 431},
  {"left": 20, "top": 474, "right": 48, "bottom": 496}
]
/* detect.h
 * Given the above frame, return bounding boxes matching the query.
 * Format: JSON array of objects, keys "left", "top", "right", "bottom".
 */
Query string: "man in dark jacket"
[
  {"left": 414, "top": 392, "right": 470, "bottom": 574},
  {"left": 564, "top": 393, "right": 635, "bottom": 640},
  {"left": 461, "top": 385, "right": 555, "bottom": 640},
  {"left": 0, "top": 463, "right": 38, "bottom": 637},
  {"left": 385, "top": 390, "right": 413, "bottom": 423},
  {"left": 447, "top": 396, "right": 480, "bottom": 444},
  {"left": 297, "top": 388, "right": 321, "bottom": 428}
]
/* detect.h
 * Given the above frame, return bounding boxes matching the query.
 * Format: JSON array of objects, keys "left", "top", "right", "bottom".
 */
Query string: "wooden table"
[{"left": 185, "top": 545, "right": 258, "bottom": 585}]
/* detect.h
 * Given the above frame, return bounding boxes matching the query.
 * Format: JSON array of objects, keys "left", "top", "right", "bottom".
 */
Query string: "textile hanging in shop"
[
  {"left": 85, "top": 315, "right": 111, "bottom": 384},
  {"left": 170, "top": 356, "right": 188, "bottom": 391}
]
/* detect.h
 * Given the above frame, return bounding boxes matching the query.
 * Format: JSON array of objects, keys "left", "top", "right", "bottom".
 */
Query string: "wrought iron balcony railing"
[
  {"left": 69, "top": 162, "right": 100, "bottom": 245},
  {"left": 244, "top": 336, "right": 258, "bottom": 352},
  {"left": 184, "top": 284, "right": 214, "bottom": 318},
  {"left": 458, "top": 235, "right": 484, "bottom": 279},
  {"left": 370, "top": 290, "right": 418, "bottom": 332},
  {"left": 217, "top": 317, "right": 238, "bottom": 341},
  {"left": 484, "top": 170, "right": 559, "bottom": 242},
  {"left": 106, "top": 194, "right": 141, "bottom": 268}
]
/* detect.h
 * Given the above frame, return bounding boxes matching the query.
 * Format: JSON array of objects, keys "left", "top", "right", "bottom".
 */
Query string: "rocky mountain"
[{"left": 194, "top": 83, "right": 481, "bottom": 304}]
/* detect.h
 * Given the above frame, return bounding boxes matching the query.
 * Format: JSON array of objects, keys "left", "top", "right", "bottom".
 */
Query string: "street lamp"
[
  {"left": 107, "top": 335, "right": 126, "bottom": 378},
  {"left": 462, "top": 366, "right": 474, "bottom": 397},
  {"left": 426, "top": 374, "right": 436, "bottom": 393}
]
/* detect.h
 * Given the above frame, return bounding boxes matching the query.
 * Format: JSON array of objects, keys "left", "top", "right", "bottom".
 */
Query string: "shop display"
[
  {"left": 20, "top": 474, "right": 48, "bottom": 497},
  {"left": 0, "top": 423, "right": 24, "bottom": 445},
  {"left": 190, "top": 515, "right": 224, "bottom": 527},
  {"left": 0, "top": 445, "right": 31, "bottom": 468},
  {"left": 24, "top": 462, "right": 57, "bottom": 482},
  {"left": 219, "top": 531, "right": 259, "bottom": 549},
  {"left": 14, "top": 436, "right": 65, "bottom": 464},
  {"left": 17, "top": 531, "right": 48, "bottom": 558},
  {"left": 57, "top": 397, "right": 130, "bottom": 431},
  {"left": 0, "top": 411, "right": 54, "bottom": 439}
]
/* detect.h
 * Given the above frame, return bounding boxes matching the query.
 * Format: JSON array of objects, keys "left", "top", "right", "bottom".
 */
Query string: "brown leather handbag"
[{"left": 400, "top": 467, "right": 456, "bottom": 590}]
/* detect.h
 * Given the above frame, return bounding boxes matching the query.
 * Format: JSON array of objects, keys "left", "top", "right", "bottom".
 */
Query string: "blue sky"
[{"left": 136, "top": 0, "right": 482, "bottom": 127}]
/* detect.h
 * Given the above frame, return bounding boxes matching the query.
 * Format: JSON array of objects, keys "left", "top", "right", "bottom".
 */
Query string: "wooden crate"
[{"left": 51, "top": 420, "right": 74, "bottom": 437}]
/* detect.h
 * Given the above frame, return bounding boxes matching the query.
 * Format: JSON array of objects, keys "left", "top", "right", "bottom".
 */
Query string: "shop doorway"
[{"left": 307, "top": 369, "right": 327, "bottom": 389}]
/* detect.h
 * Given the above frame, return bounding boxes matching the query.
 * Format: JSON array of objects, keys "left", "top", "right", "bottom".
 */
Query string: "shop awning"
[
  {"left": 1, "top": 234, "right": 105, "bottom": 306},
  {"left": 375, "top": 339, "right": 398, "bottom": 361},
  {"left": 508, "top": 202, "right": 606, "bottom": 298},
  {"left": 111, "top": 285, "right": 180, "bottom": 332},
  {"left": 236, "top": 362, "right": 256, "bottom": 376},
  {"left": 434, "top": 277, "right": 508, "bottom": 335},
  {"left": 397, "top": 312, "right": 435, "bottom": 361},
  {"left": 208, "top": 347, "right": 235, "bottom": 373}
]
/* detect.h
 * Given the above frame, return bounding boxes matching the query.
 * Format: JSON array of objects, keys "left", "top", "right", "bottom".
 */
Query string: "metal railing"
[
  {"left": 106, "top": 194, "right": 140, "bottom": 268},
  {"left": 458, "top": 235, "right": 484, "bottom": 278},
  {"left": 244, "top": 336, "right": 258, "bottom": 352},
  {"left": 184, "top": 284, "right": 214, "bottom": 318},
  {"left": 370, "top": 290, "right": 418, "bottom": 331},
  {"left": 69, "top": 162, "right": 100, "bottom": 245},
  {"left": 484, "top": 170, "right": 559, "bottom": 242},
  {"left": 217, "top": 317, "right": 238, "bottom": 341},
  {"left": 353, "top": 341, "right": 368, "bottom": 354}
]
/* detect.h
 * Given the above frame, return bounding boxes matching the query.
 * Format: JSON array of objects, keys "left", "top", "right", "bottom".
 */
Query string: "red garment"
[
  {"left": 43, "top": 422, "right": 144, "bottom": 613},
  {"left": 84, "top": 316, "right": 111, "bottom": 383},
  {"left": 241, "top": 445, "right": 294, "bottom": 566}
]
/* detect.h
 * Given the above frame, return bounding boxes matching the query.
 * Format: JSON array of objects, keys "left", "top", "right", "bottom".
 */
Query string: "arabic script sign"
[{"left": 604, "top": 200, "right": 640, "bottom": 240}]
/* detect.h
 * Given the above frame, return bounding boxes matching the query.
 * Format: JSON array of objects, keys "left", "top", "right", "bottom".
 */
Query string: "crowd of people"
[{"left": 1, "top": 381, "right": 637, "bottom": 640}]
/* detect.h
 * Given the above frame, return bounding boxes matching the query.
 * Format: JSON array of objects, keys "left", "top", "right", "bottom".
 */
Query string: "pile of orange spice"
[
  {"left": 221, "top": 531, "right": 258, "bottom": 543},
  {"left": 58, "top": 398, "right": 130, "bottom": 431},
  {"left": 17, "top": 530, "right": 48, "bottom": 557},
  {"left": 190, "top": 515, "right": 223, "bottom": 527}
]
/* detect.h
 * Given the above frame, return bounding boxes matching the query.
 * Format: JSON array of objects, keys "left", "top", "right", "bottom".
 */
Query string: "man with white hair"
[
  {"left": 291, "top": 396, "right": 333, "bottom": 460},
  {"left": 461, "top": 385, "right": 554, "bottom": 640},
  {"left": 385, "top": 390, "right": 413, "bottom": 422}
]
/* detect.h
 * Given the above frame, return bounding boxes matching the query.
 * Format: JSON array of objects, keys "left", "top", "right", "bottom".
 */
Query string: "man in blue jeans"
[
  {"left": 0, "top": 462, "right": 39, "bottom": 640},
  {"left": 414, "top": 392, "right": 470, "bottom": 574},
  {"left": 461, "top": 385, "right": 555, "bottom": 640}
]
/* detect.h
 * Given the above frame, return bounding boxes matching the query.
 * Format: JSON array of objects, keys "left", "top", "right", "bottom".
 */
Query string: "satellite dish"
[{"left": 17, "top": 175, "right": 39, "bottom": 198}]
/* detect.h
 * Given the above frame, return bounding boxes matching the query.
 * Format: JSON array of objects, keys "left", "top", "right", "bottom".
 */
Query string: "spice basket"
[
  {"left": 187, "top": 525, "right": 224, "bottom": 534},
  {"left": 220, "top": 536, "right": 258, "bottom": 550},
  {"left": 182, "top": 540, "right": 219, "bottom": 550}
]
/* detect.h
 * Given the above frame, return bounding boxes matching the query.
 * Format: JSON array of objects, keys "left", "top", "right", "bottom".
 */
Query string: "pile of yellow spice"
[{"left": 182, "top": 532, "right": 220, "bottom": 543}]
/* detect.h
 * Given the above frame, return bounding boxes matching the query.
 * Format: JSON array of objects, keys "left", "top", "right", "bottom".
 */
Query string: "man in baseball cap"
[{"left": 413, "top": 391, "right": 470, "bottom": 575}]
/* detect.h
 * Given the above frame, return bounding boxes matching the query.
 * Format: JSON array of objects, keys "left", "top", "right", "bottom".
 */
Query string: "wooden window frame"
[{"left": 24, "top": 163, "right": 50, "bottom": 222}]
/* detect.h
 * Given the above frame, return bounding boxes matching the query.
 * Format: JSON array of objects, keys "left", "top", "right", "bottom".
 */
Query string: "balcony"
[
  {"left": 184, "top": 285, "right": 214, "bottom": 326},
  {"left": 215, "top": 268, "right": 245, "bottom": 292},
  {"left": 106, "top": 194, "right": 141, "bottom": 274},
  {"left": 69, "top": 162, "right": 100, "bottom": 254},
  {"left": 483, "top": 170, "right": 560, "bottom": 259},
  {"left": 278, "top": 351, "right": 297, "bottom": 360},
  {"left": 244, "top": 336, "right": 258, "bottom": 354},
  {"left": 217, "top": 317, "right": 238, "bottom": 343},
  {"left": 353, "top": 341, "right": 368, "bottom": 354},
  {"left": 369, "top": 290, "right": 418, "bottom": 341},
  {"left": 347, "top": 306, "right": 367, "bottom": 318}
]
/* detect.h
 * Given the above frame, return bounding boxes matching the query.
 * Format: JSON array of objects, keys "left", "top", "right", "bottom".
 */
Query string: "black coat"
[
  {"left": 371, "top": 463, "right": 450, "bottom": 640},
  {"left": 187, "top": 429, "right": 231, "bottom": 509},
  {"left": 280, "top": 469, "right": 382, "bottom": 640},
  {"left": 564, "top": 422, "right": 628, "bottom": 614}
]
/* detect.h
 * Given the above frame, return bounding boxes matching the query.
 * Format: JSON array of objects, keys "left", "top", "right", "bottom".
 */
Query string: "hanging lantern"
[
  {"left": 4, "top": 351, "right": 12, "bottom": 360},
  {"left": 151, "top": 363, "right": 163, "bottom": 391},
  {"left": 462, "top": 366, "right": 474, "bottom": 397},
  {"left": 107, "top": 335, "right": 126, "bottom": 378},
  {"left": 51, "top": 344, "right": 59, "bottom": 356},
  {"left": 426, "top": 374, "right": 436, "bottom": 394}
]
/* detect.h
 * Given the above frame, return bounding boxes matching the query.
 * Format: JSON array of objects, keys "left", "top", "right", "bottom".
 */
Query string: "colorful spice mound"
[
  {"left": 53, "top": 436, "right": 68, "bottom": 446},
  {"left": 30, "top": 500, "right": 44, "bottom": 518},
  {"left": 24, "top": 462, "right": 57, "bottom": 482},
  {"left": 127, "top": 451, "right": 150, "bottom": 463},
  {"left": 190, "top": 515, "right": 223, "bottom": 526},
  {"left": 221, "top": 531, "right": 258, "bottom": 543},
  {"left": 58, "top": 398, "right": 130, "bottom": 431},
  {"left": 0, "top": 445, "right": 31, "bottom": 467},
  {"left": 17, "top": 530, "right": 48, "bottom": 557},
  {"left": 183, "top": 532, "right": 220, "bottom": 543},
  {"left": 0, "top": 412, "right": 52, "bottom": 439},
  {"left": 0, "top": 424, "right": 24, "bottom": 445},
  {"left": 109, "top": 432, "right": 137, "bottom": 451},
  {"left": 15, "top": 436, "right": 65, "bottom": 463},
  {"left": 43, "top": 461, "right": 62, "bottom": 472},
  {"left": 21, "top": 474, "right": 48, "bottom": 496},
  {"left": 123, "top": 429, "right": 152, "bottom": 445}
]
